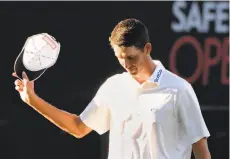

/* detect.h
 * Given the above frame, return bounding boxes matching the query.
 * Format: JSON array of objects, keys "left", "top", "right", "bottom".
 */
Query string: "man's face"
[{"left": 113, "top": 44, "right": 151, "bottom": 76}]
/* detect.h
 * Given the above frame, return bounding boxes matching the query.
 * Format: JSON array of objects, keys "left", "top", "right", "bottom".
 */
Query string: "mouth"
[{"left": 128, "top": 67, "right": 138, "bottom": 75}]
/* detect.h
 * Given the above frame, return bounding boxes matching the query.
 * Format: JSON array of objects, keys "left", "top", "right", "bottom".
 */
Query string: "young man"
[{"left": 13, "top": 18, "right": 211, "bottom": 159}]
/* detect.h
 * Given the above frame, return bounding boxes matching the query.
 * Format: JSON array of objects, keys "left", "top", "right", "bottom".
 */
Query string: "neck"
[{"left": 134, "top": 59, "right": 156, "bottom": 84}]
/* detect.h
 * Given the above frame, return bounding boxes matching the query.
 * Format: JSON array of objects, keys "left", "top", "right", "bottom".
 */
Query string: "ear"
[{"left": 144, "top": 43, "right": 152, "bottom": 55}]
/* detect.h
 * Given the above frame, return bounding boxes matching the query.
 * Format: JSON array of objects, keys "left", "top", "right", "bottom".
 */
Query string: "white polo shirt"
[{"left": 80, "top": 60, "right": 210, "bottom": 159}]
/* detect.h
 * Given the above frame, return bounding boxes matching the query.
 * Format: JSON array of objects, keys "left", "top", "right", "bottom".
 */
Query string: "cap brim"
[{"left": 14, "top": 48, "right": 46, "bottom": 81}]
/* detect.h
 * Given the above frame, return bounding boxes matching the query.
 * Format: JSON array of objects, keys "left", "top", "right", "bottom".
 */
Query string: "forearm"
[
  {"left": 194, "top": 152, "right": 211, "bottom": 159},
  {"left": 27, "top": 93, "right": 82, "bottom": 138},
  {"left": 193, "top": 138, "right": 211, "bottom": 159}
]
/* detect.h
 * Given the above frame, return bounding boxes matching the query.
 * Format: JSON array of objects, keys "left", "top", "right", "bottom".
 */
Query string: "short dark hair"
[{"left": 109, "top": 18, "right": 150, "bottom": 50}]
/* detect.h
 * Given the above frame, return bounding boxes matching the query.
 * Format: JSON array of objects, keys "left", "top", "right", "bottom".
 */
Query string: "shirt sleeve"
[
  {"left": 80, "top": 80, "right": 111, "bottom": 135},
  {"left": 177, "top": 83, "right": 210, "bottom": 144}
]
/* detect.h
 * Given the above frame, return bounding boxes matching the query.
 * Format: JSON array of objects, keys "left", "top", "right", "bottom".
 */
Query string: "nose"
[{"left": 124, "top": 58, "right": 130, "bottom": 69}]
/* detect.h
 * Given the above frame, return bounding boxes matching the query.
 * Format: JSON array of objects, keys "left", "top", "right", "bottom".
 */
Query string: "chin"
[
  {"left": 129, "top": 71, "right": 139, "bottom": 76},
  {"left": 128, "top": 69, "right": 138, "bottom": 76}
]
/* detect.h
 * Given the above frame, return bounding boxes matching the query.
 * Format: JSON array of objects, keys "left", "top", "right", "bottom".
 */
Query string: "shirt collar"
[
  {"left": 147, "top": 60, "right": 165, "bottom": 86},
  {"left": 126, "top": 60, "right": 166, "bottom": 89}
]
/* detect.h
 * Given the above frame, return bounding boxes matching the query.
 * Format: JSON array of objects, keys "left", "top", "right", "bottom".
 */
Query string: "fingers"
[
  {"left": 14, "top": 79, "right": 23, "bottom": 92},
  {"left": 13, "top": 72, "right": 34, "bottom": 91},
  {"left": 12, "top": 72, "right": 30, "bottom": 81},
  {"left": 22, "top": 71, "right": 29, "bottom": 80},
  {"left": 14, "top": 79, "right": 22, "bottom": 85},
  {"left": 12, "top": 72, "right": 18, "bottom": 78},
  {"left": 15, "top": 85, "right": 23, "bottom": 92},
  {"left": 22, "top": 71, "right": 32, "bottom": 86}
]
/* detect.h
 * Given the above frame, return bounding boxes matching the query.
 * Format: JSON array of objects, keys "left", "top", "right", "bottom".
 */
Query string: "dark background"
[{"left": 0, "top": 1, "right": 228, "bottom": 159}]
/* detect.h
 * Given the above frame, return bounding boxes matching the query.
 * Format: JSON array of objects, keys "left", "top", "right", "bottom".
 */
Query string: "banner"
[{"left": 170, "top": 1, "right": 229, "bottom": 86}]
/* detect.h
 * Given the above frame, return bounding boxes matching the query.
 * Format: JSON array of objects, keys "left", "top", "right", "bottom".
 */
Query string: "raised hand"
[{"left": 13, "top": 72, "right": 35, "bottom": 104}]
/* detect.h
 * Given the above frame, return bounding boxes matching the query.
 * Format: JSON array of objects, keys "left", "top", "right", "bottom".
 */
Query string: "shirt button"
[{"left": 151, "top": 108, "right": 156, "bottom": 112}]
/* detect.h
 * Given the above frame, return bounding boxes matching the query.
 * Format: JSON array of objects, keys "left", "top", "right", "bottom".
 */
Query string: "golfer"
[{"left": 13, "top": 18, "right": 211, "bottom": 159}]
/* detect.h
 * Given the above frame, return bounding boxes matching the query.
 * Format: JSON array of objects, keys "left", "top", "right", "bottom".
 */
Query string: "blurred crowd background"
[{"left": 0, "top": 1, "right": 229, "bottom": 159}]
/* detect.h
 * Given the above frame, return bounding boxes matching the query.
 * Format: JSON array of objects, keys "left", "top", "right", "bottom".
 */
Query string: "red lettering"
[
  {"left": 169, "top": 36, "right": 203, "bottom": 83},
  {"left": 170, "top": 36, "right": 229, "bottom": 85},
  {"left": 203, "top": 38, "right": 222, "bottom": 85},
  {"left": 221, "top": 37, "right": 229, "bottom": 85}
]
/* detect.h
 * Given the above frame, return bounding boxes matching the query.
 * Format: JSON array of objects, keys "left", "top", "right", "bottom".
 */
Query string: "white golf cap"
[{"left": 14, "top": 33, "right": 61, "bottom": 81}]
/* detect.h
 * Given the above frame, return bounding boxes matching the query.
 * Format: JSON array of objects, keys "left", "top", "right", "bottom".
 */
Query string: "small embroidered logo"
[{"left": 154, "top": 69, "right": 162, "bottom": 82}]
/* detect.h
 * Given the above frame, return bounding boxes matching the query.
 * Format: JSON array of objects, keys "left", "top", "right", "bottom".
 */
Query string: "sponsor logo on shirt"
[{"left": 154, "top": 69, "right": 162, "bottom": 83}]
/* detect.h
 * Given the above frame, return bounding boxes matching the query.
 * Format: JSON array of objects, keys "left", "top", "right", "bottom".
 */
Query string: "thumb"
[{"left": 22, "top": 71, "right": 30, "bottom": 85}]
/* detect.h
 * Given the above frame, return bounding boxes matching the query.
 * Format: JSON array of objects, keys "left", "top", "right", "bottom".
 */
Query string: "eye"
[{"left": 127, "top": 56, "right": 135, "bottom": 60}]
